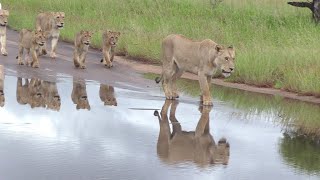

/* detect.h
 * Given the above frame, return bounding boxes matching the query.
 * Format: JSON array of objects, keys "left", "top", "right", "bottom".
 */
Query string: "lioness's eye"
[{"left": 225, "top": 57, "right": 228, "bottom": 61}]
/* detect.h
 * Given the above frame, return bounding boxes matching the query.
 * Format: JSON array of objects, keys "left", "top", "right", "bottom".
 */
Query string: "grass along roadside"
[{"left": 2, "top": 0, "right": 320, "bottom": 96}]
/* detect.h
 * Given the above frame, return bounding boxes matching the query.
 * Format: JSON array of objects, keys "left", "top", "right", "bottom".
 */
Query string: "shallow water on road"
[{"left": 0, "top": 73, "right": 319, "bottom": 180}]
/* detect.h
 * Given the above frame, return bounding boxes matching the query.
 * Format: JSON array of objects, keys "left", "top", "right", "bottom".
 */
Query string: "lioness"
[
  {"left": 73, "top": 30, "right": 93, "bottom": 69},
  {"left": 71, "top": 78, "right": 90, "bottom": 110},
  {"left": 16, "top": 29, "right": 46, "bottom": 68},
  {"left": 154, "top": 100, "right": 230, "bottom": 166},
  {"left": 0, "top": 65, "right": 4, "bottom": 107},
  {"left": 99, "top": 84, "right": 117, "bottom": 106},
  {"left": 100, "top": 30, "right": 120, "bottom": 68},
  {"left": 155, "top": 34, "right": 235, "bottom": 105},
  {"left": 0, "top": 5, "right": 9, "bottom": 56},
  {"left": 42, "top": 81, "right": 61, "bottom": 111},
  {"left": 35, "top": 12, "right": 65, "bottom": 58},
  {"left": 16, "top": 78, "right": 46, "bottom": 109}
]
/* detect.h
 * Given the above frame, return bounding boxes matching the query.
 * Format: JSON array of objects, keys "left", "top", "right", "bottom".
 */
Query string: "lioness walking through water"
[{"left": 156, "top": 34, "right": 235, "bottom": 105}]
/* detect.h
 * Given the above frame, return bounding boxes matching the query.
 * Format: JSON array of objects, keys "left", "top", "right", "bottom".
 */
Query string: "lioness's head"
[
  {"left": 29, "top": 89, "right": 45, "bottom": 109},
  {"left": 214, "top": 45, "right": 235, "bottom": 78},
  {"left": 209, "top": 138, "right": 230, "bottom": 165},
  {"left": 0, "top": 9, "right": 9, "bottom": 27},
  {"left": 104, "top": 96, "right": 117, "bottom": 106},
  {"left": 53, "top": 12, "right": 65, "bottom": 29},
  {"left": 104, "top": 30, "right": 121, "bottom": 47},
  {"left": 34, "top": 29, "right": 46, "bottom": 47},
  {"left": 0, "top": 89, "right": 4, "bottom": 107},
  {"left": 79, "top": 30, "right": 93, "bottom": 46}
]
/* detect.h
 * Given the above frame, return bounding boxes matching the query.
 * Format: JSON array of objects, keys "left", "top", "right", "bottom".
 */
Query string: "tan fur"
[
  {"left": 73, "top": 30, "right": 93, "bottom": 69},
  {"left": 16, "top": 78, "right": 46, "bottom": 109},
  {"left": 0, "top": 65, "right": 4, "bottom": 107},
  {"left": 155, "top": 100, "right": 230, "bottom": 166},
  {"left": 101, "top": 30, "right": 120, "bottom": 68},
  {"left": 0, "top": 9, "right": 9, "bottom": 56},
  {"left": 42, "top": 81, "right": 61, "bottom": 111},
  {"left": 35, "top": 12, "right": 65, "bottom": 58},
  {"left": 17, "top": 29, "right": 46, "bottom": 68},
  {"left": 99, "top": 84, "right": 117, "bottom": 106},
  {"left": 71, "top": 78, "right": 90, "bottom": 110},
  {"left": 157, "top": 34, "right": 235, "bottom": 105}
]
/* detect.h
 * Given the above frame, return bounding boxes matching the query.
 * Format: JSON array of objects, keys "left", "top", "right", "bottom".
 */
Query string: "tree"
[{"left": 288, "top": 0, "right": 320, "bottom": 22}]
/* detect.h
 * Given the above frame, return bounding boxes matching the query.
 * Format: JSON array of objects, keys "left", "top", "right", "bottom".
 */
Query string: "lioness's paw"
[
  {"left": 42, "top": 49, "right": 47, "bottom": 56},
  {"left": 18, "top": 62, "right": 24, "bottom": 65},
  {"left": 104, "top": 63, "right": 113, "bottom": 68},
  {"left": 50, "top": 52, "right": 56, "bottom": 59},
  {"left": 2, "top": 52, "right": 8, "bottom": 56},
  {"left": 32, "top": 63, "right": 39, "bottom": 68},
  {"left": 80, "top": 65, "right": 86, "bottom": 69}
]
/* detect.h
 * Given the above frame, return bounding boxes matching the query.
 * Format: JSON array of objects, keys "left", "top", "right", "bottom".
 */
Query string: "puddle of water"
[{"left": 0, "top": 71, "right": 319, "bottom": 179}]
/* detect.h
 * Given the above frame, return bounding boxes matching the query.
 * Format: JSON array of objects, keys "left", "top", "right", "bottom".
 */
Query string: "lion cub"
[
  {"left": 16, "top": 29, "right": 46, "bottom": 68},
  {"left": 36, "top": 12, "right": 65, "bottom": 58},
  {"left": 101, "top": 30, "right": 120, "bottom": 68},
  {"left": 0, "top": 6, "right": 9, "bottom": 56},
  {"left": 73, "top": 30, "right": 93, "bottom": 69},
  {"left": 99, "top": 84, "right": 117, "bottom": 106}
]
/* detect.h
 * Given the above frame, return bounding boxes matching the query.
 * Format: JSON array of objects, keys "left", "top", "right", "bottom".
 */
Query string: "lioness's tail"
[{"left": 155, "top": 75, "right": 163, "bottom": 84}]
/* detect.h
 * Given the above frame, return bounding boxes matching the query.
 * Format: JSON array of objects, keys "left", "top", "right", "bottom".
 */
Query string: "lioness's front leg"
[
  {"left": 73, "top": 51, "right": 80, "bottom": 68},
  {"left": 0, "top": 35, "right": 8, "bottom": 56},
  {"left": 17, "top": 46, "right": 24, "bottom": 65},
  {"left": 79, "top": 52, "right": 87, "bottom": 69},
  {"left": 198, "top": 73, "right": 212, "bottom": 106},
  {"left": 31, "top": 49, "right": 40, "bottom": 68},
  {"left": 50, "top": 36, "right": 59, "bottom": 59},
  {"left": 103, "top": 50, "right": 112, "bottom": 68}
]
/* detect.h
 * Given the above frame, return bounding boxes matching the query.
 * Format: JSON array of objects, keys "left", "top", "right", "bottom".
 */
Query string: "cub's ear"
[
  {"left": 117, "top": 32, "right": 121, "bottom": 36},
  {"left": 215, "top": 44, "right": 223, "bottom": 52},
  {"left": 228, "top": 45, "right": 233, "bottom": 49}
]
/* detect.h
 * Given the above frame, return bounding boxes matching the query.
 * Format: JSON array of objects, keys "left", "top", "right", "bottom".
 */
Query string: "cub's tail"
[{"left": 155, "top": 75, "right": 163, "bottom": 84}]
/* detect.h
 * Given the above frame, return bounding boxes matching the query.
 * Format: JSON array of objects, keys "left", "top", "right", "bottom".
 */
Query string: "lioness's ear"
[
  {"left": 228, "top": 45, "right": 233, "bottom": 49},
  {"left": 215, "top": 45, "right": 223, "bottom": 52},
  {"left": 117, "top": 32, "right": 121, "bottom": 36}
]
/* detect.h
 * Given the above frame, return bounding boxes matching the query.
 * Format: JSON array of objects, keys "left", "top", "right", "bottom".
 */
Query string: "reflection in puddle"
[
  {"left": 16, "top": 77, "right": 61, "bottom": 111},
  {"left": 71, "top": 77, "right": 91, "bottom": 110},
  {"left": 154, "top": 100, "right": 230, "bottom": 167},
  {"left": 99, "top": 84, "right": 117, "bottom": 106},
  {"left": 0, "top": 65, "right": 4, "bottom": 107}
]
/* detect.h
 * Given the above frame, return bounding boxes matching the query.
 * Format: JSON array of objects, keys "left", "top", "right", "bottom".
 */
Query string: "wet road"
[{"left": 0, "top": 30, "right": 320, "bottom": 180}]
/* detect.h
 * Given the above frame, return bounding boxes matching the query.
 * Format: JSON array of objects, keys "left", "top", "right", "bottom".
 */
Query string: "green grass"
[{"left": 2, "top": 0, "right": 320, "bottom": 95}]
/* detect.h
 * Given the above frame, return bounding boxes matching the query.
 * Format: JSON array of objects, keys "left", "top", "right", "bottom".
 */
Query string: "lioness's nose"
[
  {"left": 4, "top": 21, "right": 7, "bottom": 24},
  {"left": 229, "top": 68, "right": 234, "bottom": 71}
]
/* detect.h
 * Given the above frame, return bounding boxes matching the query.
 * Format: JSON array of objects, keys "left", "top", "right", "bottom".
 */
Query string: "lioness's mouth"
[
  {"left": 57, "top": 25, "right": 64, "bottom": 28},
  {"left": 39, "top": 43, "right": 44, "bottom": 46},
  {"left": 0, "top": 24, "right": 6, "bottom": 27},
  {"left": 222, "top": 70, "right": 231, "bottom": 74},
  {"left": 84, "top": 42, "right": 90, "bottom": 45},
  {"left": 0, "top": 90, "right": 4, "bottom": 95}
]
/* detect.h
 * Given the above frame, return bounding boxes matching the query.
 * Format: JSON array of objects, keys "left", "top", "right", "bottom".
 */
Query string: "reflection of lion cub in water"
[
  {"left": 0, "top": 6, "right": 9, "bottom": 56},
  {"left": 16, "top": 78, "right": 46, "bottom": 109},
  {"left": 16, "top": 29, "right": 46, "bottom": 68},
  {"left": 99, "top": 84, "right": 117, "bottom": 106},
  {"left": 154, "top": 100, "right": 230, "bottom": 166},
  {"left": 42, "top": 81, "right": 61, "bottom": 111},
  {"left": 156, "top": 34, "right": 235, "bottom": 106},
  {"left": 73, "top": 30, "right": 93, "bottom": 69},
  {"left": 71, "top": 78, "right": 90, "bottom": 110},
  {"left": 0, "top": 65, "right": 4, "bottom": 107}
]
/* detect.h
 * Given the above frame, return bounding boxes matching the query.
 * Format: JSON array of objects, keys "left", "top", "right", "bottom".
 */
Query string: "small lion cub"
[
  {"left": 0, "top": 4, "right": 9, "bottom": 56},
  {"left": 17, "top": 29, "right": 46, "bottom": 68},
  {"left": 73, "top": 30, "right": 93, "bottom": 69},
  {"left": 101, "top": 30, "right": 120, "bottom": 68}
]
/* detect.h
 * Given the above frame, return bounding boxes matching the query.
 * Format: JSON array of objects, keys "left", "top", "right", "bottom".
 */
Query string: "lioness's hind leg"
[{"left": 171, "top": 64, "right": 183, "bottom": 98}]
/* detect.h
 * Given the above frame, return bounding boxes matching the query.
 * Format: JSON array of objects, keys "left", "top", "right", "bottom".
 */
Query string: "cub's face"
[
  {"left": 76, "top": 95, "right": 91, "bottom": 110},
  {"left": 80, "top": 30, "right": 93, "bottom": 46},
  {"left": 0, "top": 9, "right": 9, "bottom": 27},
  {"left": 214, "top": 45, "right": 235, "bottom": 78},
  {"left": 105, "top": 31, "right": 121, "bottom": 47},
  {"left": 104, "top": 97, "right": 117, "bottom": 106},
  {"left": 54, "top": 12, "right": 65, "bottom": 29},
  {"left": 34, "top": 29, "right": 46, "bottom": 46}
]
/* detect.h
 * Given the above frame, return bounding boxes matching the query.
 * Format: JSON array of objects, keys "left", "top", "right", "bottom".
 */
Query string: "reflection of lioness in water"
[
  {"left": 0, "top": 65, "right": 4, "bottom": 107},
  {"left": 154, "top": 100, "right": 230, "bottom": 166},
  {"left": 156, "top": 34, "right": 235, "bottom": 106},
  {"left": 71, "top": 78, "right": 90, "bottom": 110},
  {"left": 99, "top": 84, "right": 117, "bottom": 106},
  {"left": 16, "top": 78, "right": 46, "bottom": 109},
  {"left": 42, "top": 81, "right": 61, "bottom": 111}
]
